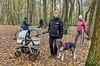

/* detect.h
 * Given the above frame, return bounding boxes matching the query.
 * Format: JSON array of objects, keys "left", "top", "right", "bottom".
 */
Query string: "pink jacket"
[{"left": 77, "top": 18, "right": 87, "bottom": 32}]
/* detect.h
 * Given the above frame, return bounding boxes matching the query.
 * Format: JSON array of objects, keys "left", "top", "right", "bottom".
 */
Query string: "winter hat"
[
  {"left": 53, "top": 10, "right": 58, "bottom": 14},
  {"left": 79, "top": 15, "right": 83, "bottom": 19}
]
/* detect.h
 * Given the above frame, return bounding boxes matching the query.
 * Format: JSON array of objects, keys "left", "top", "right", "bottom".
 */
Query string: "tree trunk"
[
  {"left": 69, "top": 0, "right": 75, "bottom": 23},
  {"left": 81, "top": 0, "right": 84, "bottom": 17},
  {"left": 10, "top": 0, "right": 13, "bottom": 24},
  {"left": 87, "top": 0, "right": 97, "bottom": 36},
  {"left": 1, "top": 1, "right": 4, "bottom": 24},
  {"left": 43, "top": 0, "right": 47, "bottom": 28},
  {"left": 7, "top": 0, "right": 10, "bottom": 24},
  {"left": 18, "top": 0, "right": 20, "bottom": 24},
  {"left": 61, "top": 0, "right": 65, "bottom": 20},
  {"left": 78, "top": 0, "right": 81, "bottom": 16},
  {"left": 13, "top": 0, "right": 15, "bottom": 25},
  {"left": 64, "top": 0, "right": 69, "bottom": 34},
  {"left": 85, "top": 7, "right": 91, "bottom": 22},
  {"left": 29, "top": 0, "right": 32, "bottom": 24},
  {"left": 54, "top": 0, "right": 56, "bottom": 11},
  {"left": 27, "top": 0, "right": 29, "bottom": 22},
  {"left": 86, "top": 0, "right": 100, "bottom": 65},
  {"left": 50, "top": 0, "right": 53, "bottom": 19},
  {"left": 39, "top": 0, "right": 41, "bottom": 18}
]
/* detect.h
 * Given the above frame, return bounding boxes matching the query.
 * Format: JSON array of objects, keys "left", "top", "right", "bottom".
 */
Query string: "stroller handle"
[{"left": 35, "top": 31, "right": 48, "bottom": 37}]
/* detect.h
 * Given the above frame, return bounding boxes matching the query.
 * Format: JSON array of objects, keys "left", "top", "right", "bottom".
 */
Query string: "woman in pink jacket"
[{"left": 74, "top": 15, "right": 87, "bottom": 46}]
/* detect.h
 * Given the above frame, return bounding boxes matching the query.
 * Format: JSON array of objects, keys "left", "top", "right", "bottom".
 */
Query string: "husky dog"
[{"left": 56, "top": 40, "right": 76, "bottom": 61}]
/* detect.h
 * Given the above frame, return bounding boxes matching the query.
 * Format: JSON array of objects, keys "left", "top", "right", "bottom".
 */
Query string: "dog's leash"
[
  {"left": 61, "top": 41, "right": 66, "bottom": 48},
  {"left": 59, "top": 39, "right": 66, "bottom": 47}
]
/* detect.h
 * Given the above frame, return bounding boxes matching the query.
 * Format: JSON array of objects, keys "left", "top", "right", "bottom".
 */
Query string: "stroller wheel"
[
  {"left": 29, "top": 54, "right": 37, "bottom": 61},
  {"left": 15, "top": 51, "right": 21, "bottom": 57},
  {"left": 21, "top": 47, "right": 30, "bottom": 54}
]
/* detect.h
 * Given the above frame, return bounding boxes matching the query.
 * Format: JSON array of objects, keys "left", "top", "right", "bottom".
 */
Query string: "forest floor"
[{"left": 0, "top": 25, "right": 91, "bottom": 66}]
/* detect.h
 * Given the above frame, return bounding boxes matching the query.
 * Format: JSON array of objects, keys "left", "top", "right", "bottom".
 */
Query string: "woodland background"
[{"left": 0, "top": 0, "right": 100, "bottom": 66}]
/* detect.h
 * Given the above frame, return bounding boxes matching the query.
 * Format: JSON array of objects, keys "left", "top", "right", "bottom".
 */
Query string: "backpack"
[{"left": 49, "top": 19, "right": 61, "bottom": 37}]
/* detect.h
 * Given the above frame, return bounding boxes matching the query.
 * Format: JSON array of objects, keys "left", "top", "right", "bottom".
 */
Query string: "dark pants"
[
  {"left": 74, "top": 31, "right": 84, "bottom": 46},
  {"left": 22, "top": 27, "right": 29, "bottom": 30},
  {"left": 49, "top": 37, "right": 57, "bottom": 56}
]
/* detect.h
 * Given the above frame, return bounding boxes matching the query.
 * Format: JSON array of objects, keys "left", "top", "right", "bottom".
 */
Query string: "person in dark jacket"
[
  {"left": 48, "top": 11, "right": 63, "bottom": 59},
  {"left": 34, "top": 18, "right": 43, "bottom": 30},
  {"left": 38, "top": 18, "right": 44, "bottom": 28},
  {"left": 21, "top": 16, "right": 30, "bottom": 30}
]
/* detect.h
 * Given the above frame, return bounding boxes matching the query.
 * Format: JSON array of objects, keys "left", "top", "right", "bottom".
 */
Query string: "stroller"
[{"left": 15, "top": 30, "right": 46, "bottom": 61}]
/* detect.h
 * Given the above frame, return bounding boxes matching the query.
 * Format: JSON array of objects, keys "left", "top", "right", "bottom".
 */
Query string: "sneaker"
[
  {"left": 49, "top": 54, "right": 53, "bottom": 58},
  {"left": 53, "top": 55, "right": 57, "bottom": 59},
  {"left": 13, "top": 38, "right": 17, "bottom": 40}
]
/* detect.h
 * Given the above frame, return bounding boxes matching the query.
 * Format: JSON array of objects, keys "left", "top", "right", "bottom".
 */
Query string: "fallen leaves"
[{"left": 0, "top": 25, "right": 91, "bottom": 66}]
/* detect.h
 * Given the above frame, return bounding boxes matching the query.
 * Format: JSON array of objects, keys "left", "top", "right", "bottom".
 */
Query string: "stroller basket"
[
  {"left": 15, "top": 30, "right": 47, "bottom": 61},
  {"left": 17, "top": 30, "right": 41, "bottom": 46}
]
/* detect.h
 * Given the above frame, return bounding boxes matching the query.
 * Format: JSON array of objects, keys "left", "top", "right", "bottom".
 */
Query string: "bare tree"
[
  {"left": 86, "top": 0, "right": 100, "bottom": 65},
  {"left": 87, "top": 0, "right": 98, "bottom": 36}
]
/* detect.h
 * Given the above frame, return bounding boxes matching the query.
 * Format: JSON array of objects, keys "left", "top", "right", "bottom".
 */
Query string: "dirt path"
[{"left": 0, "top": 25, "right": 91, "bottom": 66}]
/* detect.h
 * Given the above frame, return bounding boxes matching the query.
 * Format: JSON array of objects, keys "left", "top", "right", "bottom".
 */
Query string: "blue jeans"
[{"left": 74, "top": 32, "right": 84, "bottom": 46}]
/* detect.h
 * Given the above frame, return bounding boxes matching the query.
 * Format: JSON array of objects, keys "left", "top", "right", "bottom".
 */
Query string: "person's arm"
[
  {"left": 59, "top": 20, "right": 63, "bottom": 39},
  {"left": 24, "top": 20, "right": 31, "bottom": 26},
  {"left": 24, "top": 20, "right": 29, "bottom": 26},
  {"left": 48, "top": 20, "right": 51, "bottom": 32}
]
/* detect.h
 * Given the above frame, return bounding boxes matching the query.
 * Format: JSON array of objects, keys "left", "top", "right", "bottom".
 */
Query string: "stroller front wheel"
[
  {"left": 15, "top": 51, "right": 21, "bottom": 57},
  {"left": 29, "top": 54, "right": 37, "bottom": 61}
]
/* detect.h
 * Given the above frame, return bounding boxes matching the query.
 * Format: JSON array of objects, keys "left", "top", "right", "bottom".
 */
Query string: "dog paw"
[
  {"left": 74, "top": 55, "right": 76, "bottom": 59},
  {"left": 61, "top": 58, "right": 64, "bottom": 61},
  {"left": 71, "top": 54, "right": 73, "bottom": 56},
  {"left": 57, "top": 56, "right": 60, "bottom": 59},
  {"left": 61, "top": 59, "right": 64, "bottom": 61}
]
